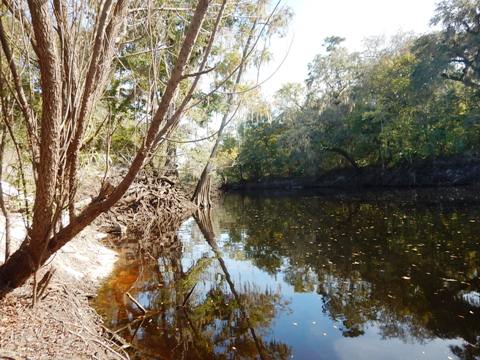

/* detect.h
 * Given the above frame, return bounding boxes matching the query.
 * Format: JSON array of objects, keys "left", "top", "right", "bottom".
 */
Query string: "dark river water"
[{"left": 95, "top": 191, "right": 480, "bottom": 360}]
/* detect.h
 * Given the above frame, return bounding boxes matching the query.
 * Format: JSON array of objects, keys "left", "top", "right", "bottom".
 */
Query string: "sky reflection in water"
[{"left": 95, "top": 192, "right": 480, "bottom": 360}]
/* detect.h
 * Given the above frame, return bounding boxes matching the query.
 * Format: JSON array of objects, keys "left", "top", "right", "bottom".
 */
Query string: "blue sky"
[{"left": 260, "top": 0, "right": 440, "bottom": 98}]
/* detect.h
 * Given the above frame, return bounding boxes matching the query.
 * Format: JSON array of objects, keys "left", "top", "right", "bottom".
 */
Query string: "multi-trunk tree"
[{"left": 0, "top": 0, "right": 238, "bottom": 298}]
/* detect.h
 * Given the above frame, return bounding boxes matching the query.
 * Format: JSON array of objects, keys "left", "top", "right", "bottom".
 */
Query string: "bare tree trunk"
[
  {"left": 194, "top": 209, "right": 267, "bottom": 360},
  {"left": 0, "top": 49, "right": 12, "bottom": 262},
  {"left": 191, "top": 144, "right": 216, "bottom": 208},
  {"left": 65, "top": 0, "right": 128, "bottom": 219},
  {"left": 163, "top": 142, "right": 179, "bottom": 178},
  {"left": 27, "top": 0, "right": 63, "bottom": 274},
  {"left": 324, "top": 146, "right": 361, "bottom": 172},
  {"left": 0, "top": 128, "right": 11, "bottom": 262},
  {"left": 0, "top": 0, "right": 212, "bottom": 298},
  {"left": 192, "top": 17, "right": 258, "bottom": 208},
  {"left": 161, "top": 99, "right": 179, "bottom": 178}
]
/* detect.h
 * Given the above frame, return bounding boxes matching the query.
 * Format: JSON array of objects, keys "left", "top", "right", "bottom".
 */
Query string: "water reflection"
[
  {"left": 96, "top": 213, "right": 291, "bottom": 359},
  {"left": 96, "top": 191, "right": 480, "bottom": 359}
]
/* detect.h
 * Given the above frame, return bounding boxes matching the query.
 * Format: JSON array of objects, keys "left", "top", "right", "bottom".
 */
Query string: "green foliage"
[
  {"left": 226, "top": 16, "right": 480, "bottom": 182},
  {"left": 412, "top": 0, "right": 480, "bottom": 91},
  {"left": 227, "top": 115, "right": 302, "bottom": 180}
]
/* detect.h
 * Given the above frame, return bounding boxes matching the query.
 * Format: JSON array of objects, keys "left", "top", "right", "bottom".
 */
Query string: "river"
[{"left": 95, "top": 190, "right": 480, "bottom": 359}]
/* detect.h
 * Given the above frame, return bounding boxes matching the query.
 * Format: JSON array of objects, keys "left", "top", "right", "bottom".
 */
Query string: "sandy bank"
[{"left": 0, "top": 213, "right": 125, "bottom": 360}]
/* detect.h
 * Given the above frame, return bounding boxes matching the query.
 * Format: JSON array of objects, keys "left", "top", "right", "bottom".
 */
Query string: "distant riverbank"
[{"left": 224, "top": 155, "right": 480, "bottom": 192}]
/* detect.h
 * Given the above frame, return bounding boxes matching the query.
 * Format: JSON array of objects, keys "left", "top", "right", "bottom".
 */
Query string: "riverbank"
[
  {"left": 224, "top": 155, "right": 480, "bottom": 192},
  {"left": 0, "top": 174, "right": 195, "bottom": 359},
  {"left": 0, "top": 214, "right": 122, "bottom": 359},
  {"left": 2, "top": 156, "right": 477, "bottom": 358}
]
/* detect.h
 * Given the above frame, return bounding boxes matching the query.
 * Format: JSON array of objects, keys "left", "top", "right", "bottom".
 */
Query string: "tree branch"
[
  {"left": 47, "top": 0, "right": 212, "bottom": 254},
  {"left": 0, "top": 18, "right": 37, "bottom": 146}
]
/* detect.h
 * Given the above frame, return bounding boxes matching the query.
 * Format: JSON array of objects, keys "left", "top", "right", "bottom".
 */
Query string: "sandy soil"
[
  {"left": 0, "top": 213, "right": 126, "bottom": 360},
  {"left": 0, "top": 173, "right": 197, "bottom": 359}
]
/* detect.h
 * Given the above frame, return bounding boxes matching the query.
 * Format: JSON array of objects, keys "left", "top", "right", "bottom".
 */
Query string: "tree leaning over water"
[
  {"left": 0, "top": 0, "right": 239, "bottom": 298},
  {"left": 192, "top": 0, "right": 291, "bottom": 207},
  {"left": 191, "top": 10, "right": 257, "bottom": 208}
]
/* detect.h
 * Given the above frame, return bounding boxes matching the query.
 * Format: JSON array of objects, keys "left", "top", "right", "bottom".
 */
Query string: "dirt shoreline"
[
  {"left": 0, "top": 175, "right": 196, "bottom": 359},
  {"left": 0, "top": 214, "right": 124, "bottom": 360},
  {"left": 224, "top": 155, "right": 480, "bottom": 191}
]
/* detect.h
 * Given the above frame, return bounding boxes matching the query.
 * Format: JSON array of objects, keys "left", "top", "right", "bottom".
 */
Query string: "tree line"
[{"left": 220, "top": 0, "right": 480, "bottom": 183}]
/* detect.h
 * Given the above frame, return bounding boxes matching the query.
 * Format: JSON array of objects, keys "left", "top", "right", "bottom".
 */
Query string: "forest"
[
  {"left": 218, "top": 6, "right": 480, "bottom": 182},
  {"left": 0, "top": 0, "right": 479, "bottom": 359},
  {"left": 0, "top": 0, "right": 293, "bottom": 296}
]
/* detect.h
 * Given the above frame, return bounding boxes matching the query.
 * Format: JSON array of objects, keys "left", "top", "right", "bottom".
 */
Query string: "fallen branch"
[
  {"left": 67, "top": 329, "right": 130, "bottom": 360},
  {"left": 126, "top": 292, "right": 146, "bottom": 314}
]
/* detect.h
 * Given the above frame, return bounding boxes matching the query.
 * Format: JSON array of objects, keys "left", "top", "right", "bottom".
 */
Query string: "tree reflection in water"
[
  {"left": 217, "top": 193, "right": 480, "bottom": 358},
  {"left": 96, "top": 191, "right": 480, "bottom": 359},
  {"left": 95, "top": 213, "right": 291, "bottom": 359}
]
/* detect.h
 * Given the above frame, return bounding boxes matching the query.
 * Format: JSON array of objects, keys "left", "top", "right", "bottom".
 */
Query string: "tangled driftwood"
[{"left": 101, "top": 171, "right": 196, "bottom": 240}]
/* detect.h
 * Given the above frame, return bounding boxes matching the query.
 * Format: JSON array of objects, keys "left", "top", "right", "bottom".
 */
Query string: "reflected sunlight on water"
[{"left": 95, "top": 191, "right": 480, "bottom": 359}]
